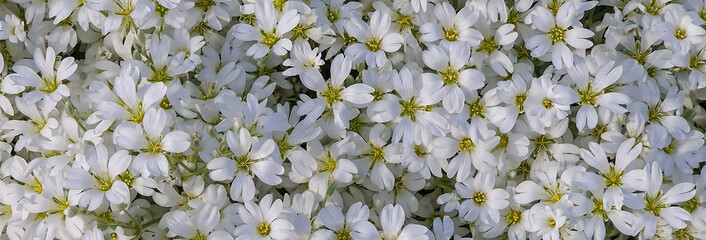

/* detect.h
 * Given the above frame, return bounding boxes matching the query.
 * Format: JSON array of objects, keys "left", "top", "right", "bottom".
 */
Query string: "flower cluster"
[{"left": 1, "top": 0, "right": 706, "bottom": 239}]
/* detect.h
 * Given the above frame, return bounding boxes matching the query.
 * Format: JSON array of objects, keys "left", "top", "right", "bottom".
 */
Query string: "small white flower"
[
  {"left": 456, "top": 172, "right": 510, "bottom": 225},
  {"left": 344, "top": 10, "right": 404, "bottom": 67},
  {"left": 232, "top": 0, "right": 300, "bottom": 58},
  {"left": 526, "top": 5, "right": 594, "bottom": 69},
  {"left": 234, "top": 194, "right": 293, "bottom": 240},
  {"left": 114, "top": 107, "right": 191, "bottom": 176},
  {"left": 206, "top": 128, "right": 282, "bottom": 202},
  {"left": 64, "top": 144, "right": 131, "bottom": 210}
]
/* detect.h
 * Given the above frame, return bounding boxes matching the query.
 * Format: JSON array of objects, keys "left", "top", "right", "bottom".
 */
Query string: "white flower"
[
  {"left": 628, "top": 162, "right": 696, "bottom": 239},
  {"left": 575, "top": 138, "right": 644, "bottom": 211},
  {"left": 161, "top": 204, "right": 227, "bottom": 239},
  {"left": 656, "top": 6, "right": 705, "bottom": 55},
  {"left": 0, "top": 14, "right": 26, "bottom": 43},
  {"left": 234, "top": 194, "right": 293, "bottom": 240},
  {"left": 420, "top": 2, "right": 483, "bottom": 47},
  {"left": 456, "top": 173, "right": 510, "bottom": 225},
  {"left": 313, "top": 202, "right": 372, "bottom": 240},
  {"left": 368, "top": 67, "right": 448, "bottom": 145},
  {"left": 567, "top": 59, "right": 630, "bottom": 131},
  {"left": 114, "top": 107, "right": 191, "bottom": 176},
  {"left": 283, "top": 41, "right": 324, "bottom": 76},
  {"left": 422, "top": 42, "right": 485, "bottom": 114},
  {"left": 433, "top": 120, "right": 500, "bottom": 181},
  {"left": 526, "top": 5, "right": 594, "bottom": 69},
  {"left": 11, "top": 47, "right": 76, "bottom": 110},
  {"left": 524, "top": 75, "right": 575, "bottom": 126},
  {"left": 232, "top": 0, "right": 300, "bottom": 58},
  {"left": 474, "top": 22, "right": 518, "bottom": 76},
  {"left": 378, "top": 204, "right": 430, "bottom": 240},
  {"left": 297, "top": 54, "right": 374, "bottom": 129},
  {"left": 64, "top": 144, "right": 132, "bottom": 210},
  {"left": 344, "top": 10, "right": 404, "bottom": 67},
  {"left": 526, "top": 205, "right": 567, "bottom": 240},
  {"left": 206, "top": 128, "right": 282, "bottom": 202}
]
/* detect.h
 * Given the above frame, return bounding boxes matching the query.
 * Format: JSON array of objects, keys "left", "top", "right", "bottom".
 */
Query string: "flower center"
[
  {"left": 547, "top": 217, "right": 556, "bottom": 228},
  {"left": 154, "top": 3, "right": 169, "bottom": 16},
  {"left": 235, "top": 155, "right": 256, "bottom": 175},
  {"left": 399, "top": 97, "right": 421, "bottom": 121},
  {"left": 195, "top": 0, "right": 215, "bottom": 11},
  {"left": 590, "top": 197, "right": 609, "bottom": 219},
  {"left": 578, "top": 83, "right": 602, "bottom": 106},
  {"left": 662, "top": 139, "right": 677, "bottom": 155},
  {"left": 674, "top": 28, "right": 686, "bottom": 40},
  {"left": 601, "top": 165, "right": 624, "bottom": 188},
  {"left": 414, "top": 145, "right": 426, "bottom": 157},
  {"left": 682, "top": 197, "right": 699, "bottom": 213},
  {"left": 148, "top": 65, "right": 173, "bottom": 82},
  {"left": 336, "top": 228, "right": 352, "bottom": 240},
  {"left": 494, "top": 133, "right": 509, "bottom": 152},
  {"left": 40, "top": 75, "right": 59, "bottom": 93},
  {"left": 506, "top": 209, "right": 522, "bottom": 225},
  {"left": 443, "top": 26, "right": 459, "bottom": 41},
  {"left": 94, "top": 172, "right": 114, "bottom": 191},
  {"left": 192, "top": 231, "right": 208, "bottom": 240},
  {"left": 273, "top": 0, "right": 287, "bottom": 11},
  {"left": 292, "top": 23, "right": 313, "bottom": 40},
  {"left": 363, "top": 144, "right": 386, "bottom": 163},
  {"left": 257, "top": 222, "right": 271, "bottom": 237},
  {"left": 365, "top": 38, "right": 382, "bottom": 52},
  {"left": 468, "top": 99, "right": 485, "bottom": 118},
  {"left": 318, "top": 151, "right": 338, "bottom": 174},
  {"left": 515, "top": 93, "right": 527, "bottom": 112},
  {"left": 645, "top": 0, "right": 662, "bottom": 15},
  {"left": 644, "top": 191, "right": 666, "bottom": 216},
  {"left": 28, "top": 177, "right": 43, "bottom": 194},
  {"left": 144, "top": 136, "right": 164, "bottom": 155},
  {"left": 458, "top": 138, "right": 475, "bottom": 152},
  {"left": 472, "top": 191, "right": 487, "bottom": 206},
  {"left": 261, "top": 30, "right": 280, "bottom": 47},
  {"left": 673, "top": 228, "right": 696, "bottom": 240},
  {"left": 372, "top": 89, "right": 384, "bottom": 101},
  {"left": 544, "top": 184, "right": 564, "bottom": 204},
  {"left": 439, "top": 67, "right": 459, "bottom": 85},
  {"left": 275, "top": 135, "right": 294, "bottom": 159},
  {"left": 542, "top": 98, "right": 554, "bottom": 109},
  {"left": 0, "top": 204, "right": 11, "bottom": 218},
  {"left": 326, "top": 8, "right": 339, "bottom": 23},
  {"left": 478, "top": 36, "right": 499, "bottom": 54},
  {"left": 321, "top": 83, "right": 344, "bottom": 106},
  {"left": 118, "top": 171, "right": 135, "bottom": 187},
  {"left": 647, "top": 105, "right": 668, "bottom": 123},
  {"left": 548, "top": 27, "right": 566, "bottom": 44}
]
